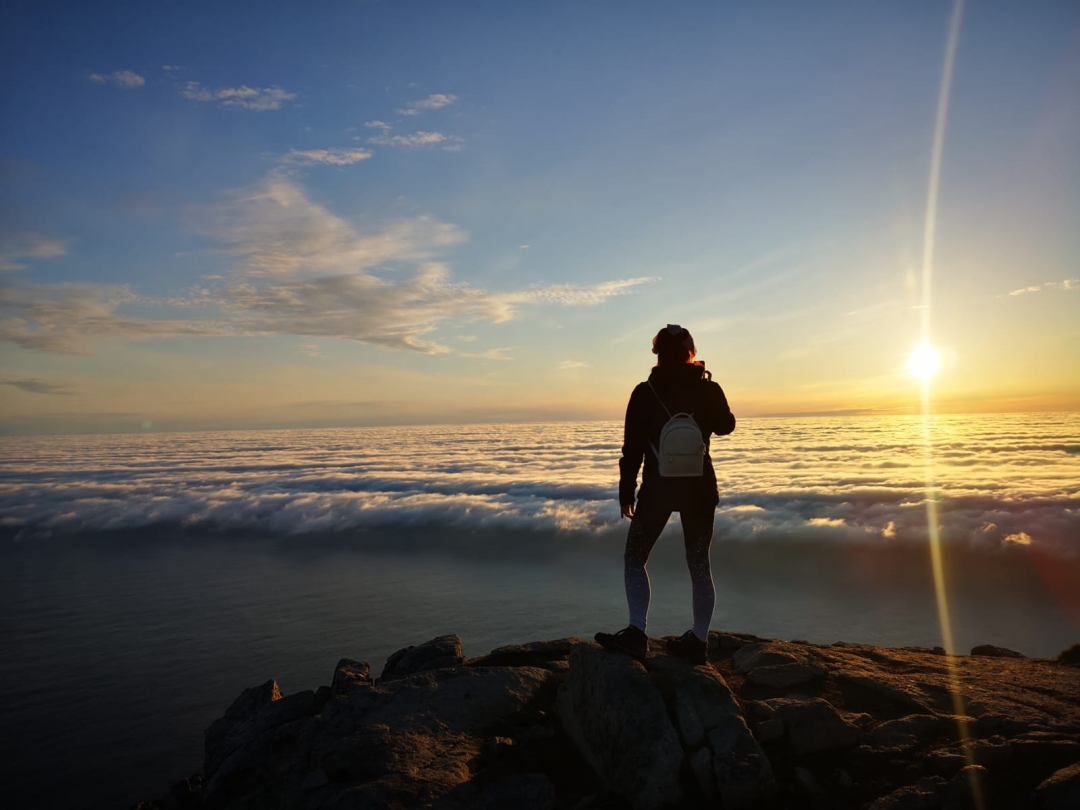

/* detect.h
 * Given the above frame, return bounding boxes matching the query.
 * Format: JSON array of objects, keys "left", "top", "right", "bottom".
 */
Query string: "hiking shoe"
[
  {"left": 666, "top": 630, "right": 708, "bottom": 665},
  {"left": 595, "top": 625, "right": 649, "bottom": 662}
]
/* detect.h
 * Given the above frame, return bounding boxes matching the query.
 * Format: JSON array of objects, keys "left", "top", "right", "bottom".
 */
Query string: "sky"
[{"left": 1, "top": 0, "right": 1078, "bottom": 434}]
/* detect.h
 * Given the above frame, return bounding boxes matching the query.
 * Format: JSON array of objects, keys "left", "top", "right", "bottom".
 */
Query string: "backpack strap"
[{"left": 646, "top": 380, "right": 672, "bottom": 419}]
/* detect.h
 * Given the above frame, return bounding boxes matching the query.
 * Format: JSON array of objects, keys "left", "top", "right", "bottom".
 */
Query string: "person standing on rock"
[{"left": 596, "top": 324, "right": 736, "bottom": 665}]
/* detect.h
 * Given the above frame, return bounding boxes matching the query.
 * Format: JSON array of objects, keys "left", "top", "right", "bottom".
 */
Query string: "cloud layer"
[{"left": 2, "top": 414, "right": 1077, "bottom": 561}]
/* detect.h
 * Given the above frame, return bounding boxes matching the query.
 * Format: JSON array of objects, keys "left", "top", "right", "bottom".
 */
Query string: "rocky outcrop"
[
  {"left": 970, "top": 644, "right": 1025, "bottom": 659},
  {"left": 733, "top": 641, "right": 829, "bottom": 689},
  {"left": 1036, "top": 761, "right": 1080, "bottom": 810},
  {"left": 556, "top": 644, "right": 685, "bottom": 810},
  {"left": 136, "top": 635, "right": 1080, "bottom": 810},
  {"left": 379, "top": 634, "right": 465, "bottom": 682}
]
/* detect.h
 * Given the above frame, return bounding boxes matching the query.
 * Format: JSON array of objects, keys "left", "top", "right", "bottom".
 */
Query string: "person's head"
[{"left": 652, "top": 324, "right": 696, "bottom": 366}]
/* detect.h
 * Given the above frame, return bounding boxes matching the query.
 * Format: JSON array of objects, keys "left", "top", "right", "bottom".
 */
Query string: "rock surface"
[
  {"left": 379, "top": 633, "right": 465, "bottom": 682},
  {"left": 1036, "top": 761, "right": 1080, "bottom": 810},
  {"left": 136, "top": 634, "right": 1080, "bottom": 810},
  {"left": 556, "top": 644, "right": 684, "bottom": 810}
]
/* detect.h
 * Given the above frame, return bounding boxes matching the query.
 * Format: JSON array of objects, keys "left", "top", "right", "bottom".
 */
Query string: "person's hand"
[{"left": 621, "top": 503, "right": 635, "bottom": 519}]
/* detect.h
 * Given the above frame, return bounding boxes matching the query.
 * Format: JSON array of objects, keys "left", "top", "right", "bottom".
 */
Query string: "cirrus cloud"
[
  {"left": 0, "top": 377, "right": 75, "bottom": 395},
  {"left": 179, "top": 82, "right": 297, "bottom": 110},
  {"left": 397, "top": 93, "right": 457, "bottom": 116},
  {"left": 89, "top": 70, "right": 145, "bottom": 88},
  {"left": 1008, "top": 278, "right": 1077, "bottom": 296},
  {"left": 0, "top": 231, "right": 67, "bottom": 272},
  {"left": 280, "top": 148, "right": 374, "bottom": 166},
  {"left": 367, "top": 131, "right": 460, "bottom": 149}
]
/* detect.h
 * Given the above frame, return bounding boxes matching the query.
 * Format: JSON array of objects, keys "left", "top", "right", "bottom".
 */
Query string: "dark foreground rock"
[{"left": 136, "top": 634, "right": 1080, "bottom": 810}]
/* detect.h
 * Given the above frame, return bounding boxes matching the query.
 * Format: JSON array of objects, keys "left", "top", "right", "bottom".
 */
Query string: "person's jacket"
[{"left": 618, "top": 362, "right": 736, "bottom": 507}]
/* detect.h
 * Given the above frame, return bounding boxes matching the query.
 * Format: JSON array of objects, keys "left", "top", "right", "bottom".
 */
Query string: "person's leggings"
[{"left": 625, "top": 497, "right": 716, "bottom": 641}]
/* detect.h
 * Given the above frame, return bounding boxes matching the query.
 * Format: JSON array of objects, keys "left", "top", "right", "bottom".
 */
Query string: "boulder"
[
  {"left": 131, "top": 774, "right": 202, "bottom": 810},
  {"left": 1057, "top": 643, "right": 1080, "bottom": 666},
  {"left": 733, "top": 642, "right": 828, "bottom": 689},
  {"left": 556, "top": 644, "right": 685, "bottom": 810},
  {"left": 202, "top": 716, "right": 311, "bottom": 809},
  {"left": 753, "top": 718, "right": 784, "bottom": 743},
  {"left": 746, "top": 662, "right": 828, "bottom": 689},
  {"left": 471, "top": 638, "right": 585, "bottom": 669},
  {"left": 836, "top": 673, "right": 934, "bottom": 715},
  {"left": 971, "top": 644, "right": 1025, "bottom": 659},
  {"left": 708, "top": 631, "right": 765, "bottom": 653},
  {"left": 473, "top": 773, "right": 557, "bottom": 810},
  {"left": 304, "top": 663, "right": 554, "bottom": 809},
  {"left": 330, "top": 657, "right": 370, "bottom": 697},
  {"left": 1036, "top": 762, "right": 1080, "bottom": 810},
  {"left": 870, "top": 714, "right": 959, "bottom": 751},
  {"left": 203, "top": 680, "right": 316, "bottom": 781},
  {"left": 866, "top": 765, "right": 987, "bottom": 810},
  {"left": 199, "top": 680, "right": 317, "bottom": 809},
  {"left": 866, "top": 774, "right": 948, "bottom": 809},
  {"left": 645, "top": 655, "right": 776, "bottom": 809},
  {"left": 363, "top": 665, "right": 554, "bottom": 734},
  {"left": 381, "top": 634, "right": 465, "bottom": 681},
  {"left": 964, "top": 736, "right": 1013, "bottom": 767},
  {"left": 760, "top": 697, "right": 863, "bottom": 755},
  {"left": 732, "top": 642, "right": 801, "bottom": 673}
]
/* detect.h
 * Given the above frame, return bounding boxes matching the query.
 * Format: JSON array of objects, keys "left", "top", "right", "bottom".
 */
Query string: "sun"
[{"left": 907, "top": 344, "right": 941, "bottom": 380}]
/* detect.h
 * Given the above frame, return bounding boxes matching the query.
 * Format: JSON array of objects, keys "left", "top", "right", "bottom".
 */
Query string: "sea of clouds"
[{"left": 1, "top": 413, "right": 1077, "bottom": 555}]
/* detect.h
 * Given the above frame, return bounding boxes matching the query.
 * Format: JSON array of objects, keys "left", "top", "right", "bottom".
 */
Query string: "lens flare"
[{"left": 907, "top": 345, "right": 941, "bottom": 380}]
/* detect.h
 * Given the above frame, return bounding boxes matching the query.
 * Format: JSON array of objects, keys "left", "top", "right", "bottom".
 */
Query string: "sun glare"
[{"left": 907, "top": 345, "right": 941, "bottom": 380}]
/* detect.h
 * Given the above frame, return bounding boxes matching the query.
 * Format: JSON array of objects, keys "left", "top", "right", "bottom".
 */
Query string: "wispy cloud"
[
  {"left": 1008, "top": 278, "right": 1077, "bottom": 296},
  {"left": 397, "top": 93, "right": 457, "bottom": 116},
  {"left": 558, "top": 360, "right": 588, "bottom": 370},
  {"left": 367, "top": 131, "right": 460, "bottom": 149},
  {"left": 0, "top": 282, "right": 231, "bottom": 353},
  {"left": 193, "top": 175, "right": 466, "bottom": 277},
  {"left": 510, "top": 279, "right": 654, "bottom": 306},
  {"left": 0, "top": 232, "right": 67, "bottom": 272},
  {"left": 179, "top": 82, "right": 297, "bottom": 110},
  {"left": 0, "top": 377, "right": 75, "bottom": 395},
  {"left": 280, "top": 148, "right": 373, "bottom": 166},
  {"left": 364, "top": 120, "right": 392, "bottom": 131},
  {"left": 89, "top": 70, "right": 145, "bottom": 88},
  {"left": 1, "top": 176, "right": 652, "bottom": 355},
  {"left": 161, "top": 65, "right": 182, "bottom": 72},
  {"left": 461, "top": 347, "right": 512, "bottom": 361}
]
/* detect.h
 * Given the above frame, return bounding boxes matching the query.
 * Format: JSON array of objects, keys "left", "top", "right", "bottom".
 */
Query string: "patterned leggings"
[{"left": 624, "top": 497, "right": 716, "bottom": 641}]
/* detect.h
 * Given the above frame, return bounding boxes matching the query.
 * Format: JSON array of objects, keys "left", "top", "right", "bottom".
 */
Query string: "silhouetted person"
[{"left": 596, "top": 324, "right": 736, "bottom": 664}]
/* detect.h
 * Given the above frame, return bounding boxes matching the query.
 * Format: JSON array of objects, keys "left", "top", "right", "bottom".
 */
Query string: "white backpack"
[{"left": 647, "top": 380, "right": 705, "bottom": 477}]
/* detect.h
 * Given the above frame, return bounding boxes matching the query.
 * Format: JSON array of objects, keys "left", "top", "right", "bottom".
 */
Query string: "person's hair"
[{"left": 652, "top": 324, "right": 696, "bottom": 366}]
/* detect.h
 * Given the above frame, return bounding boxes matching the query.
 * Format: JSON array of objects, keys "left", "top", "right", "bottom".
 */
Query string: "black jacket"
[{"left": 618, "top": 362, "right": 736, "bottom": 507}]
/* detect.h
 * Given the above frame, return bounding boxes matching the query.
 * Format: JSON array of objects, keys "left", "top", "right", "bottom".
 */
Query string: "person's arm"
[
  {"left": 618, "top": 385, "right": 647, "bottom": 515},
  {"left": 706, "top": 382, "right": 736, "bottom": 436}
]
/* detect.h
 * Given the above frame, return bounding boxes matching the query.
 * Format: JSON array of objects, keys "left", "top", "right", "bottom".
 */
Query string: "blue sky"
[{"left": 1, "top": 1, "right": 1078, "bottom": 433}]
